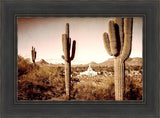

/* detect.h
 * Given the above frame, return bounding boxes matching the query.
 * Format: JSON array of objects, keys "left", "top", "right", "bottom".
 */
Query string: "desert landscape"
[
  {"left": 18, "top": 17, "right": 142, "bottom": 101},
  {"left": 18, "top": 55, "right": 142, "bottom": 101}
]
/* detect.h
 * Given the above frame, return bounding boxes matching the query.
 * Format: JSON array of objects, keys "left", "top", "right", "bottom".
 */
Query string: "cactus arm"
[
  {"left": 35, "top": 51, "right": 36, "bottom": 59},
  {"left": 69, "top": 38, "right": 71, "bottom": 50},
  {"left": 121, "top": 18, "right": 133, "bottom": 60},
  {"left": 31, "top": 50, "right": 33, "bottom": 58},
  {"left": 62, "top": 35, "right": 65, "bottom": 53},
  {"left": 62, "top": 55, "right": 65, "bottom": 60},
  {"left": 70, "top": 40, "right": 76, "bottom": 61},
  {"left": 103, "top": 32, "right": 113, "bottom": 56},
  {"left": 108, "top": 20, "right": 118, "bottom": 56},
  {"left": 114, "top": 18, "right": 124, "bottom": 53},
  {"left": 61, "top": 55, "right": 68, "bottom": 62}
]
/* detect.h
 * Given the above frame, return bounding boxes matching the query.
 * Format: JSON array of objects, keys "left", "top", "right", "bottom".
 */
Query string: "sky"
[{"left": 18, "top": 17, "right": 142, "bottom": 64}]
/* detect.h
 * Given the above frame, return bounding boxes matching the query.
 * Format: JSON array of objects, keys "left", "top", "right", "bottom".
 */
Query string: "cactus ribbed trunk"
[
  {"left": 114, "top": 58, "right": 125, "bottom": 100},
  {"left": 65, "top": 61, "right": 71, "bottom": 100}
]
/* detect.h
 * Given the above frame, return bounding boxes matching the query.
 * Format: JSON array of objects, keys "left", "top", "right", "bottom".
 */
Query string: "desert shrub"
[
  {"left": 18, "top": 55, "right": 33, "bottom": 76},
  {"left": 18, "top": 60, "right": 66, "bottom": 100},
  {"left": 18, "top": 72, "right": 66, "bottom": 100},
  {"left": 18, "top": 57, "right": 142, "bottom": 101},
  {"left": 71, "top": 76, "right": 115, "bottom": 100},
  {"left": 35, "top": 66, "right": 50, "bottom": 80},
  {"left": 124, "top": 75, "right": 142, "bottom": 100}
]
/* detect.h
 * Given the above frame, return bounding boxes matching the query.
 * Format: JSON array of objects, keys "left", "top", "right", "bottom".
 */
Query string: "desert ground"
[{"left": 18, "top": 55, "right": 142, "bottom": 100}]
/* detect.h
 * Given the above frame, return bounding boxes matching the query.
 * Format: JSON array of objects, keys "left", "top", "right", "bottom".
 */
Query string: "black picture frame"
[{"left": 1, "top": 0, "right": 159, "bottom": 117}]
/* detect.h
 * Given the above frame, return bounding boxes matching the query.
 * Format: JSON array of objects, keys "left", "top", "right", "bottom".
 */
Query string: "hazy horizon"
[{"left": 18, "top": 17, "right": 143, "bottom": 64}]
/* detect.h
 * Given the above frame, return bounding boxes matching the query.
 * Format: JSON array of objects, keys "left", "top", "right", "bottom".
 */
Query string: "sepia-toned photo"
[{"left": 17, "top": 17, "right": 143, "bottom": 101}]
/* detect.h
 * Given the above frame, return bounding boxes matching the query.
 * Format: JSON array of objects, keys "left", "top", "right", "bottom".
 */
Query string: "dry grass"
[
  {"left": 71, "top": 75, "right": 115, "bottom": 100},
  {"left": 18, "top": 55, "right": 142, "bottom": 101}
]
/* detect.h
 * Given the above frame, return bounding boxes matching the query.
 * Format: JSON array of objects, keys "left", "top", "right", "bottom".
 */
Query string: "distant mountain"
[
  {"left": 88, "top": 61, "right": 97, "bottom": 65},
  {"left": 36, "top": 59, "right": 49, "bottom": 65},
  {"left": 76, "top": 61, "right": 98, "bottom": 67},
  {"left": 99, "top": 58, "right": 114, "bottom": 66},
  {"left": 125, "top": 57, "right": 142, "bottom": 66},
  {"left": 35, "top": 57, "right": 142, "bottom": 67},
  {"left": 99, "top": 57, "right": 142, "bottom": 67}
]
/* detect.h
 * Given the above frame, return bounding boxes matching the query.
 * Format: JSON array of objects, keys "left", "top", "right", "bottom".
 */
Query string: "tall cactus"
[
  {"left": 31, "top": 46, "right": 36, "bottom": 65},
  {"left": 62, "top": 23, "right": 76, "bottom": 100},
  {"left": 103, "top": 18, "right": 133, "bottom": 100}
]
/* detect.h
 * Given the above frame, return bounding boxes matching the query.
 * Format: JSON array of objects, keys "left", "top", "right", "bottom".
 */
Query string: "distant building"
[{"left": 78, "top": 65, "right": 98, "bottom": 76}]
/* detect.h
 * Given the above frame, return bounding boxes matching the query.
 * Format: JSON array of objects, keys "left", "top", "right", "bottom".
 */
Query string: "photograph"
[{"left": 17, "top": 17, "right": 143, "bottom": 101}]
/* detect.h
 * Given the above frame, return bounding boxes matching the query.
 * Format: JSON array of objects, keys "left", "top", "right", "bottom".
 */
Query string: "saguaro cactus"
[
  {"left": 62, "top": 23, "right": 76, "bottom": 100},
  {"left": 31, "top": 46, "right": 36, "bottom": 65},
  {"left": 103, "top": 18, "right": 133, "bottom": 100}
]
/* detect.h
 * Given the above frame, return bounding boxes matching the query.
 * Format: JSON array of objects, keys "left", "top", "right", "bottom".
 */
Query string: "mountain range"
[{"left": 36, "top": 57, "right": 142, "bottom": 67}]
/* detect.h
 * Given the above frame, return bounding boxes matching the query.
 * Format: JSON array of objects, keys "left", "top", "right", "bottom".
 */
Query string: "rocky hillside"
[
  {"left": 100, "top": 57, "right": 142, "bottom": 67},
  {"left": 36, "top": 59, "right": 49, "bottom": 66}
]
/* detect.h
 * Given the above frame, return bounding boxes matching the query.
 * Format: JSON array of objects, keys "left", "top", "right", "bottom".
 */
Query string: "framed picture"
[
  {"left": 1, "top": 0, "right": 160, "bottom": 117},
  {"left": 17, "top": 17, "right": 143, "bottom": 102}
]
